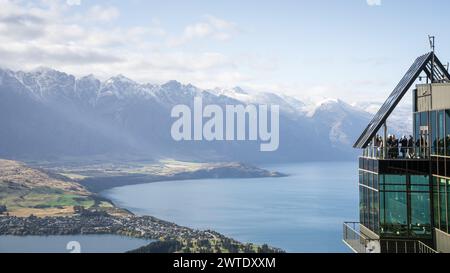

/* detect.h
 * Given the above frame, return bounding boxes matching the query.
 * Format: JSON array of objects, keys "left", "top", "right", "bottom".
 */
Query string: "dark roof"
[{"left": 354, "top": 52, "right": 450, "bottom": 149}]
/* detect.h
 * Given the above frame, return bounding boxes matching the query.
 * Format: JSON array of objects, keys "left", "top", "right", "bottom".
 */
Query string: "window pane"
[
  {"left": 440, "top": 179, "right": 447, "bottom": 232},
  {"left": 373, "top": 174, "right": 379, "bottom": 190},
  {"left": 384, "top": 184, "right": 407, "bottom": 191},
  {"left": 373, "top": 191, "right": 379, "bottom": 233},
  {"left": 414, "top": 113, "right": 420, "bottom": 142},
  {"left": 410, "top": 185, "right": 430, "bottom": 192},
  {"left": 447, "top": 180, "right": 450, "bottom": 233},
  {"left": 410, "top": 192, "right": 431, "bottom": 236},
  {"left": 384, "top": 175, "right": 406, "bottom": 184},
  {"left": 369, "top": 190, "right": 374, "bottom": 231},
  {"left": 420, "top": 112, "right": 428, "bottom": 127},
  {"left": 433, "top": 177, "right": 440, "bottom": 229},
  {"left": 439, "top": 111, "right": 445, "bottom": 156},
  {"left": 360, "top": 186, "right": 364, "bottom": 227},
  {"left": 446, "top": 110, "right": 450, "bottom": 156},
  {"left": 380, "top": 191, "right": 385, "bottom": 232},
  {"left": 432, "top": 111, "right": 437, "bottom": 155},
  {"left": 364, "top": 187, "right": 369, "bottom": 228},
  {"left": 411, "top": 175, "right": 429, "bottom": 185},
  {"left": 383, "top": 191, "right": 408, "bottom": 236}
]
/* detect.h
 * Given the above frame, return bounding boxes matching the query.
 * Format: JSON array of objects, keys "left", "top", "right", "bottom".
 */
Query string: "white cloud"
[
  {"left": 366, "top": 0, "right": 381, "bottom": 6},
  {"left": 66, "top": 0, "right": 81, "bottom": 6},
  {"left": 86, "top": 5, "right": 120, "bottom": 22},
  {"left": 0, "top": 1, "right": 272, "bottom": 90},
  {"left": 169, "top": 15, "right": 239, "bottom": 46}
]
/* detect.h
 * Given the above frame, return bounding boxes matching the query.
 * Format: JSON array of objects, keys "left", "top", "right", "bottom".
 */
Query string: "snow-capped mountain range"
[{"left": 0, "top": 67, "right": 397, "bottom": 163}]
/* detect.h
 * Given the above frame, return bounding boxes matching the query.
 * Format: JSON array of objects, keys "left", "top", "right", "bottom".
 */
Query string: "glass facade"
[
  {"left": 425, "top": 107, "right": 450, "bottom": 235},
  {"left": 379, "top": 174, "right": 431, "bottom": 238},
  {"left": 359, "top": 158, "right": 432, "bottom": 238},
  {"left": 433, "top": 177, "right": 450, "bottom": 233},
  {"left": 359, "top": 170, "right": 379, "bottom": 233},
  {"left": 421, "top": 109, "right": 450, "bottom": 156}
]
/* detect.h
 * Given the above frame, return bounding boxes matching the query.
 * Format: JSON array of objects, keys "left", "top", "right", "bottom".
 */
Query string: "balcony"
[
  {"left": 343, "top": 222, "right": 437, "bottom": 253},
  {"left": 343, "top": 222, "right": 380, "bottom": 253},
  {"left": 362, "top": 146, "right": 430, "bottom": 160}
]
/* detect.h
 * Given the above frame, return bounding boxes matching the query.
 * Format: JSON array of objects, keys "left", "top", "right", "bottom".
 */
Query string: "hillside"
[{"left": 0, "top": 159, "right": 114, "bottom": 217}]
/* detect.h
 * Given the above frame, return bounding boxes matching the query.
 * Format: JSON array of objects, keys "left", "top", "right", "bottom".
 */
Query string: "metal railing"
[
  {"left": 343, "top": 222, "right": 379, "bottom": 253},
  {"left": 343, "top": 222, "right": 437, "bottom": 253},
  {"left": 381, "top": 239, "right": 437, "bottom": 254},
  {"left": 362, "top": 146, "right": 431, "bottom": 160}
]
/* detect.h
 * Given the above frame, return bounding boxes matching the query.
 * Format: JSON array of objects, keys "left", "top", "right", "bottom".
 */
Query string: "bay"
[{"left": 102, "top": 161, "right": 359, "bottom": 253}]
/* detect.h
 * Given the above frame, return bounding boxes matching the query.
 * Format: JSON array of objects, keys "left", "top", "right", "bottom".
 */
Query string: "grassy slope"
[{"left": 0, "top": 159, "right": 113, "bottom": 217}]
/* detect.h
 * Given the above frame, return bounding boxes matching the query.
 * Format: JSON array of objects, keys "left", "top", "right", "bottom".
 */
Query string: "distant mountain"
[
  {"left": 353, "top": 101, "right": 412, "bottom": 136},
  {"left": 0, "top": 67, "right": 372, "bottom": 163}
]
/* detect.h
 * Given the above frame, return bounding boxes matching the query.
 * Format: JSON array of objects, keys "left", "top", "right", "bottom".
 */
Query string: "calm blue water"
[
  {"left": 102, "top": 161, "right": 359, "bottom": 253},
  {"left": 0, "top": 235, "right": 152, "bottom": 253}
]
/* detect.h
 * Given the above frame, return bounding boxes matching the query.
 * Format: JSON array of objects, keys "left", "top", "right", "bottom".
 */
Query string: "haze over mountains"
[{"left": 0, "top": 67, "right": 375, "bottom": 163}]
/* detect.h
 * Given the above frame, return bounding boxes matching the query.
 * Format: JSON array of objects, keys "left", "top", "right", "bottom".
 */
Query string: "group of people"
[{"left": 372, "top": 135, "right": 422, "bottom": 159}]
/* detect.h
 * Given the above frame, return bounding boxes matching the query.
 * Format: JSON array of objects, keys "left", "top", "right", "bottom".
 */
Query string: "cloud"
[
  {"left": 86, "top": 5, "right": 120, "bottom": 22},
  {"left": 66, "top": 0, "right": 81, "bottom": 6},
  {"left": 0, "top": 1, "right": 272, "bottom": 90},
  {"left": 366, "top": 0, "right": 381, "bottom": 6},
  {"left": 169, "top": 15, "right": 239, "bottom": 46}
]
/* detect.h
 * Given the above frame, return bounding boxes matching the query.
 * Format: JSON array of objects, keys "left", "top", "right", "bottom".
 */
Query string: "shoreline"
[
  {"left": 0, "top": 159, "right": 286, "bottom": 253},
  {"left": 78, "top": 163, "right": 287, "bottom": 193},
  {"left": 0, "top": 209, "right": 285, "bottom": 253}
]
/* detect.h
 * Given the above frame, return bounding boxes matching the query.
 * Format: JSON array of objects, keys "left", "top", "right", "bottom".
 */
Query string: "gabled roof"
[{"left": 354, "top": 52, "right": 450, "bottom": 149}]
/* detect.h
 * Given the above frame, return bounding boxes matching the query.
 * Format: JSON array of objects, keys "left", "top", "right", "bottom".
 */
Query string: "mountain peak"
[
  {"left": 162, "top": 80, "right": 182, "bottom": 90},
  {"left": 32, "top": 66, "right": 55, "bottom": 73},
  {"left": 108, "top": 74, "right": 135, "bottom": 84},
  {"left": 233, "top": 86, "right": 248, "bottom": 94}
]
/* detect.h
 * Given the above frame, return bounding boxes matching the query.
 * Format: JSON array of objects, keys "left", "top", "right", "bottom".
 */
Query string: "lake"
[
  {"left": 102, "top": 161, "right": 359, "bottom": 253},
  {"left": 0, "top": 235, "right": 152, "bottom": 253}
]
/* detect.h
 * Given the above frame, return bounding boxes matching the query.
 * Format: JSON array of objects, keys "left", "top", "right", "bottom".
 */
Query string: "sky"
[{"left": 1, "top": 0, "right": 450, "bottom": 104}]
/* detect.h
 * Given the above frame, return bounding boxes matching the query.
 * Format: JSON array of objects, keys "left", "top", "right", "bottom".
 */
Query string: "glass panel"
[
  {"left": 373, "top": 191, "right": 379, "bottom": 233},
  {"left": 368, "top": 173, "right": 373, "bottom": 189},
  {"left": 420, "top": 111, "right": 428, "bottom": 126},
  {"left": 369, "top": 159, "right": 374, "bottom": 172},
  {"left": 414, "top": 113, "right": 420, "bottom": 142},
  {"left": 380, "top": 191, "right": 385, "bottom": 233},
  {"left": 431, "top": 111, "right": 437, "bottom": 155},
  {"left": 447, "top": 180, "right": 450, "bottom": 233},
  {"left": 439, "top": 111, "right": 445, "bottom": 156},
  {"left": 384, "top": 174, "right": 406, "bottom": 184},
  {"left": 383, "top": 191, "right": 408, "bottom": 236},
  {"left": 433, "top": 177, "right": 440, "bottom": 229},
  {"left": 384, "top": 184, "right": 407, "bottom": 191},
  {"left": 446, "top": 110, "right": 450, "bottom": 156},
  {"left": 411, "top": 175, "right": 429, "bottom": 185},
  {"left": 364, "top": 187, "right": 369, "bottom": 228},
  {"left": 369, "top": 190, "right": 374, "bottom": 231},
  {"left": 410, "top": 185, "right": 430, "bottom": 192},
  {"left": 373, "top": 174, "right": 379, "bottom": 190},
  {"left": 410, "top": 192, "right": 431, "bottom": 236},
  {"left": 440, "top": 178, "right": 447, "bottom": 232},
  {"left": 360, "top": 186, "right": 364, "bottom": 226}
]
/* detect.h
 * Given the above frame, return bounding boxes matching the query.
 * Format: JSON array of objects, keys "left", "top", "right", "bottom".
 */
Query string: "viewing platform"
[
  {"left": 362, "top": 146, "right": 431, "bottom": 160},
  {"left": 343, "top": 222, "right": 437, "bottom": 253}
]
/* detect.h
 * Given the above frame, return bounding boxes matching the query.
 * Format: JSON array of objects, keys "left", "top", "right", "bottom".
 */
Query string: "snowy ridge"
[{"left": 0, "top": 67, "right": 382, "bottom": 162}]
